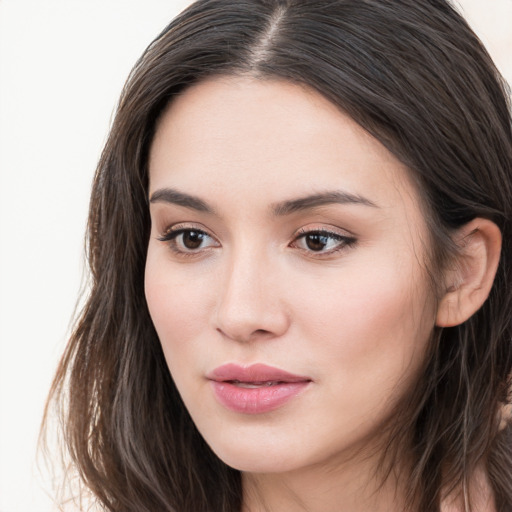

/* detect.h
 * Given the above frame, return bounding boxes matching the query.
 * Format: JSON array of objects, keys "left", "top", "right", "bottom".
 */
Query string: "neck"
[{"left": 241, "top": 452, "right": 411, "bottom": 512}]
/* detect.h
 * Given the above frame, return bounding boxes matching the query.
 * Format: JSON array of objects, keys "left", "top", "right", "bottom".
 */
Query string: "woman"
[{"left": 44, "top": 0, "right": 512, "bottom": 510}]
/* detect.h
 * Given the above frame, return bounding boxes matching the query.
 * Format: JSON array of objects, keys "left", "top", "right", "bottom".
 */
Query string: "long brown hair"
[{"left": 43, "top": 1, "right": 512, "bottom": 510}]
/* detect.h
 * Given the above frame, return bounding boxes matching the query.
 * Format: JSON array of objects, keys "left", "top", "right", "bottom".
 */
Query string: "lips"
[{"left": 207, "top": 363, "right": 312, "bottom": 414}]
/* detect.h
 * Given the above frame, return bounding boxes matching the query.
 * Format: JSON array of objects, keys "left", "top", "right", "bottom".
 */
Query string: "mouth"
[
  {"left": 208, "top": 362, "right": 311, "bottom": 384},
  {"left": 207, "top": 363, "right": 312, "bottom": 414},
  {"left": 227, "top": 380, "right": 287, "bottom": 388}
]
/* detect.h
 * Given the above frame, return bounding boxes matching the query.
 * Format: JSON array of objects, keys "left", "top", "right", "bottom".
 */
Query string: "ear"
[{"left": 436, "top": 218, "right": 502, "bottom": 327}]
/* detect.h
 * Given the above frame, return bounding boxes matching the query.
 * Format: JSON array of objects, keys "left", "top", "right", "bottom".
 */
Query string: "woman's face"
[{"left": 145, "top": 76, "right": 437, "bottom": 474}]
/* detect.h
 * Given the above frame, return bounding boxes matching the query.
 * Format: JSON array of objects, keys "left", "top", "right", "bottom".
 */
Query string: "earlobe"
[{"left": 436, "top": 218, "right": 502, "bottom": 328}]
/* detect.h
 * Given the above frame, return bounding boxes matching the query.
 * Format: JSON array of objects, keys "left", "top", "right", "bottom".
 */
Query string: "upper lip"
[{"left": 207, "top": 363, "right": 312, "bottom": 383}]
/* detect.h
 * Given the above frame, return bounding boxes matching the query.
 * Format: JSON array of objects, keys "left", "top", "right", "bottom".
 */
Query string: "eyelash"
[
  {"left": 292, "top": 228, "right": 357, "bottom": 256},
  {"left": 157, "top": 224, "right": 219, "bottom": 258},
  {"left": 157, "top": 225, "right": 357, "bottom": 258}
]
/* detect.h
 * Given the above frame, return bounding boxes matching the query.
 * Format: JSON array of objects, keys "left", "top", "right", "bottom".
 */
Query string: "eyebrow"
[
  {"left": 149, "top": 187, "right": 214, "bottom": 213},
  {"left": 271, "top": 190, "right": 378, "bottom": 216},
  {"left": 149, "top": 187, "right": 378, "bottom": 216}
]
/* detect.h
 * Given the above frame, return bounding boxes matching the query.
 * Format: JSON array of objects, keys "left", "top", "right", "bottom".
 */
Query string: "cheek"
[
  {"left": 144, "top": 252, "right": 212, "bottom": 359},
  {"left": 282, "top": 259, "right": 435, "bottom": 449},
  {"left": 293, "top": 255, "right": 435, "bottom": 385}
]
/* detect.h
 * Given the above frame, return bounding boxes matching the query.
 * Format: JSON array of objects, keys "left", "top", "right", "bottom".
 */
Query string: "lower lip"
[{"left": 210, "top": 380, "right": 310, "bottom": 414}]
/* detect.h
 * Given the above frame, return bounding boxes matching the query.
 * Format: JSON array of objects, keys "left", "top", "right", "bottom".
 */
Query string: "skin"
[{"left": 145, "top": 76, "right": 442, "bottom": 511}]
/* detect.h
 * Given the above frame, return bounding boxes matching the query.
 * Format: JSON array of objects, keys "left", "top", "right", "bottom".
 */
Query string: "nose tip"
[
  {"left": 216, "top": 309, "right": 289, "bottom": 343},
  {"left": 214, "top": 258, "right": 290, "bottom": 343}
]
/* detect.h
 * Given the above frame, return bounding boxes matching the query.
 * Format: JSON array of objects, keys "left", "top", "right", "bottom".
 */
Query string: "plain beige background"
[{"left": 0, "top": 1, "right": 510, "bottom": 511}]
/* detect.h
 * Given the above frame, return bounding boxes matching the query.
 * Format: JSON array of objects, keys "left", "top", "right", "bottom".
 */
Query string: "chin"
[
  {"left": 202, "top": 429, "right": 305, "bottom": 474},
  {"left": 215, "top": 447, "right": 297, "bottom": 474}
]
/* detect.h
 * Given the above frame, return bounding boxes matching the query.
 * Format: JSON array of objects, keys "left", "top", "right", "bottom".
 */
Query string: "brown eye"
[
  {"left": 158, "top": 227, "right": 219, "bottom": 254},
  {"left": 292, "top": 229, "right": 356, "bottom": 255},
  {"left": 305, "top": 233, "right": 330, "bottom": 251},
  {"left": 181, "top": 230, "right": 206, "bottom": 250}
]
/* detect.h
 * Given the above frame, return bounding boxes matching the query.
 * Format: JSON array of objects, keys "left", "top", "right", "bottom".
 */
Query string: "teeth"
[{"left": 231, "top": 380, "right": 279, "bottom": 388}]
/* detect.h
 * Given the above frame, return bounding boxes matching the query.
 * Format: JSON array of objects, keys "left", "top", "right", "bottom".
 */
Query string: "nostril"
[
  {"left": 254, "top": 328, "right": 271, "bottom": 336},
  {"left": 216, "top": 326, "right": 275, "bottom": 343}
]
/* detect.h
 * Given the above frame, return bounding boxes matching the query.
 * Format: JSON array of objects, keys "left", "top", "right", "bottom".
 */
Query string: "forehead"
[{"left": 148, "top": 76, "right": 421, "bottom": 216}]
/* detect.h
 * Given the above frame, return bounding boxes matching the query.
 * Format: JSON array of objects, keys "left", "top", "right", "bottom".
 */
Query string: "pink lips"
[{"left": 207, "top": 363, "right": 311, "bottom": 414}]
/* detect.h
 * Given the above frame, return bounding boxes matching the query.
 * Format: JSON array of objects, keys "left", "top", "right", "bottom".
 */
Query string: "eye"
[
  {"left": 291, "top": 229, "right": 356, "bottom": 255},
  {"left": 158, "top": 225, "right": 220, "bottom": 255}
]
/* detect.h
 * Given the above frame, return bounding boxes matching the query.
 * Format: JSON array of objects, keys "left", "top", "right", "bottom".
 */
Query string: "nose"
[{"left": 214, "top": 246, "right": 290, "bottom": 343}]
